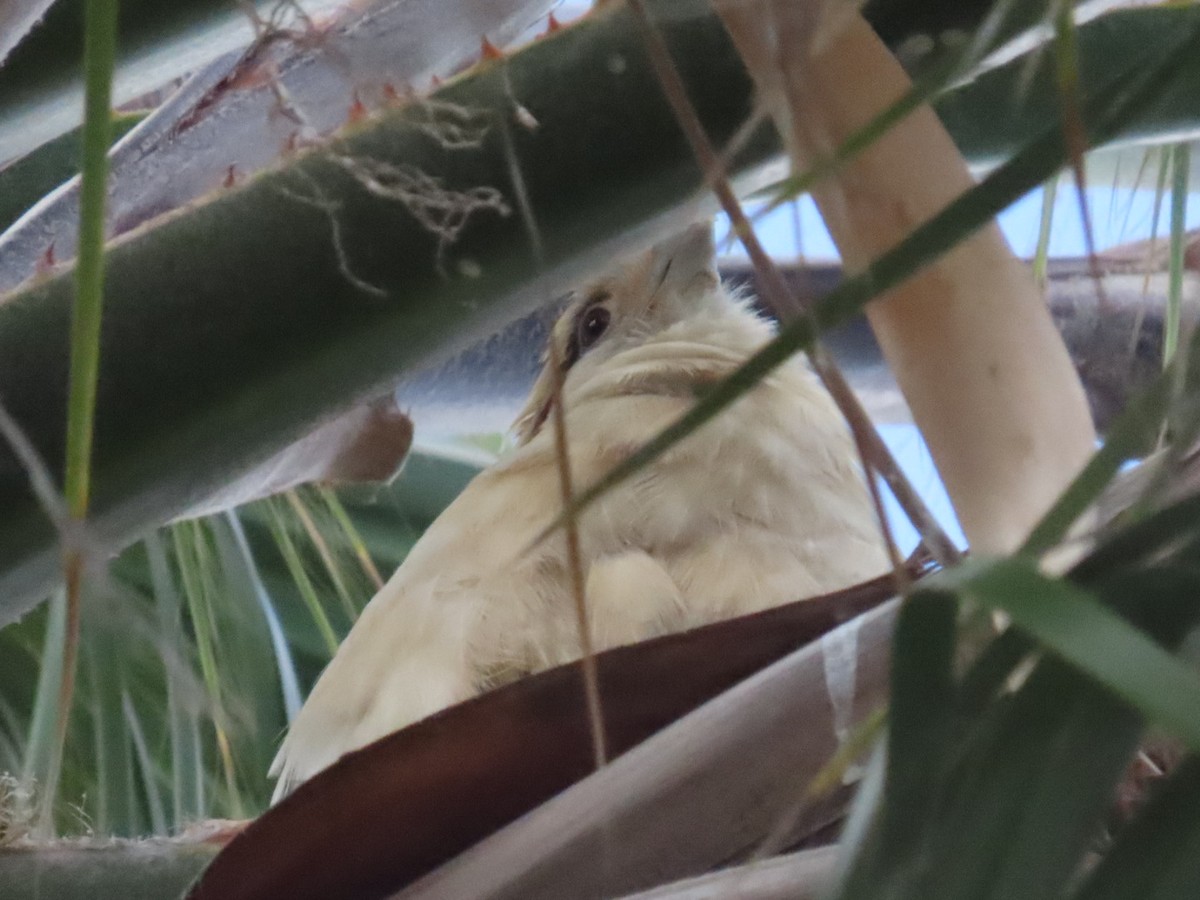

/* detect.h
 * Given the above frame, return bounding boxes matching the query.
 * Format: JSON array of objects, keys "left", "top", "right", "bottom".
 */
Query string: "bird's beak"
[{"left": 652, "top": 223, "right": 717, "bottom": 296}]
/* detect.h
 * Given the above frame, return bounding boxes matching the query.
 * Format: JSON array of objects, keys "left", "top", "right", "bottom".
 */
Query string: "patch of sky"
[{"left": 718, "top": 181, "right": 1200, "bottom": 261}]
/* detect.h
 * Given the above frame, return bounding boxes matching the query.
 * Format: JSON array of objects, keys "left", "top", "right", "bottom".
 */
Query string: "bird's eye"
[{"left": 576, "top": 304, "right": 611, "bottom": 352}]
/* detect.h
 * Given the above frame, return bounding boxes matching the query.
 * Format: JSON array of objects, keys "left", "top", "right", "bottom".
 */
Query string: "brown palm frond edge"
[{"left": 188, "top": 559, "right": 930, "bottom": 900}]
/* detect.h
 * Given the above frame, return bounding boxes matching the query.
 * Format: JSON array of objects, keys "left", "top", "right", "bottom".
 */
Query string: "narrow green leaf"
[
  {"left": 222, "top": 511, "right": 302, "bottom": 721},
  {"left": 174, "top": 524, "right": 220, "bottom": 715},
  {"left": 0, "top": 697, "right": 27, "bottom": 773},
  {"left": 318, "top": 486, "right": 384, "bottom": 595},
  {"left": 882, "top": 592, "right": 958, "bottom": 847},
  {"left": 1165, "top": 141, "right": 1190, "bottom": 368},
  {"left": 187, "top": 714, "right": 206, "bottom": 822},
  {"left": 145, "top": 531, "right": 205, "bottom": 829},
  {"left": 284, "top": 489, "right": 361, "bottom": 623},
  {"left": 175, "top": 521, "right": 245, "bottom": 819},
  {"left": 84, "top": 640, "right": 120, "bottom": 835},
  {"left": 64, "top": 0, "right": 118, "bottom": 518},
  {"left": 266, "top": 499, "right": 341, "bottom": 658},
  {"left": 21, "top": 590, "right": 65, "bottom": 790},
  {"left": 41, "top": 0, "right": 122, "bottom": 839},
  {"left": 1052, "top": 2, "right": 1102, "bottom": 272},
  {"left": 1152, "top": 145, "right": 1172, "bottom": 249},
  {"left": 1032, "top": 173, "right": 1058, "bottom": 287},
  {"left": 960, "top": 558, "right": 1200, "bottom": 751},
  {"left": 203, "top": 515, "right": 296, "bottom": 809},
  {"left": 121, "top": 689, "right": 167, "bottom": 836}
]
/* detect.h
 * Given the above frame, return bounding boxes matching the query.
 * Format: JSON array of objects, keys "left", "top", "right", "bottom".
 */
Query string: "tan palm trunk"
[{"left": 716, "top": 2, "right": 1096, "bottom": 554}]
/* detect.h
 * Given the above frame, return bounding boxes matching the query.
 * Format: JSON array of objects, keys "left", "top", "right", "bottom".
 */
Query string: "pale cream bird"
[{"left": 270, "top": 224, "right": 888, "bottom": 800}]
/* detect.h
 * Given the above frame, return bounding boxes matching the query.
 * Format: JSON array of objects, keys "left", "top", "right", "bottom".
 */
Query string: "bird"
[{"left": 269, "top": 223, "right": 888, "bottom": 800}]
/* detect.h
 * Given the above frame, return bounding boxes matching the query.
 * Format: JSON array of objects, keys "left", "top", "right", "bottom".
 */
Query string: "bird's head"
[{"left": 513, "top": 223, "right": 729, "bottom": 444}]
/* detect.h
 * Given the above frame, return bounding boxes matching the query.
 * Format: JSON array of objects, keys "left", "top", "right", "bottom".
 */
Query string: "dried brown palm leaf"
[{"left": 188, "top": 568, "right": 914, "bottom": 900}]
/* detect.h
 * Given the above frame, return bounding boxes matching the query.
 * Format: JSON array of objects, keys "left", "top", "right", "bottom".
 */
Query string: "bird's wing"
[
  {"left": 584, "top": 550, "right": 688, "bottom": 651},
  {"left": 268, "top": 444, "right": 566, "bottom": 800},
  {"left": 268, "top": 385, "right": 702, "bottom": 800}
]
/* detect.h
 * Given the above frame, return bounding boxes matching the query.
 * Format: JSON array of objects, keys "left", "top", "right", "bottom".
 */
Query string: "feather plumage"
[{"left": 270, "top": 225, "right": 887, "bottom": 800}]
